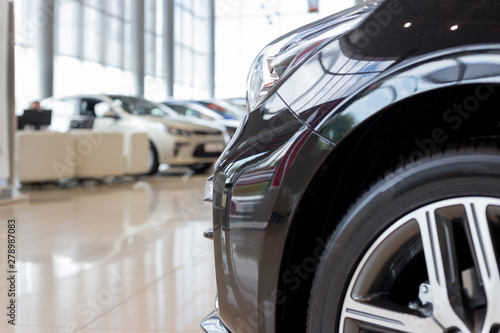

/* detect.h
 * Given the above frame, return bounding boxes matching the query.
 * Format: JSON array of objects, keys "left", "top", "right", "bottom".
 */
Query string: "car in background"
[
  {"left": 202, "top": 1, "right": 500, "bottom": 332},
  {"left": 163, "top": 100, "right": 241, "bottom": 138},
  {"left": 222, "top": 97, "right": 247, "bottom": 112},
  {"left": 41, "top": 95, "right": 227, "bottom": 174},
  {"left": 196, "top": 99, "right": 248, "bottom": 119}
]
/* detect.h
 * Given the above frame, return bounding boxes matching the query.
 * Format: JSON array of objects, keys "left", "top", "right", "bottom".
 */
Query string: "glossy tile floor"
[{"left": 0, "top": 169, "right": 216, "bottom": 332}]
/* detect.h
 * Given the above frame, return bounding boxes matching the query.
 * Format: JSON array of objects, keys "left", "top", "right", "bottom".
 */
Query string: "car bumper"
[
  {"left": 206, "top": 93, "right": 335, "bottom": 333},
  {"left": 160, "top": 135, "right": 226, "bottom": 165}
]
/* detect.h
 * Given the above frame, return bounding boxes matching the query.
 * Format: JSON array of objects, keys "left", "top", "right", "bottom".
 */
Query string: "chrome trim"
[
  {"left": 204, "top": 175, "right": 214, "bottom": 202},
  {"left": 203, "top": 228, "right": 214, "bottom": 240},
  {"left": 201, "top": 311, "right": 231, "bottom": 333}
]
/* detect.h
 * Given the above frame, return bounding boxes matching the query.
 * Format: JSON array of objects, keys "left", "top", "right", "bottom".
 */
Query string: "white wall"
[{"left": 0, "top": 0, "right": 10, "bottom": 180}]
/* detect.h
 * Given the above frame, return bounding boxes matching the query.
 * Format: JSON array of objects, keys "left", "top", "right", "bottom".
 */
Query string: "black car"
[{"left": 202, "top": 1, "right": 500, "bottom": 332}]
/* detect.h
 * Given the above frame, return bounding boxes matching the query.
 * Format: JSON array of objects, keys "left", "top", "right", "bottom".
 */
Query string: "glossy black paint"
[
  {"left": 207, "top": 1, "right": 500, "bottom": 332},
  {"left": 278, "top": 0, "right": 500, "bottom": 135}
]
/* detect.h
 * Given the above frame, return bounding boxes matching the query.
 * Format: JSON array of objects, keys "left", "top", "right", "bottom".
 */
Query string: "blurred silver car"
[{"left": 163, "top": 99, "right": 242, "bottom": 138}]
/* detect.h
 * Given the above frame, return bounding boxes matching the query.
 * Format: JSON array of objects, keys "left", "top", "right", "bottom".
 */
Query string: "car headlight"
[
  {"left": 167, "top": 126, "right": 192, "bottom": 136},
  {"left": 246, "top": 2, "right": 377, "bottom": 112}
]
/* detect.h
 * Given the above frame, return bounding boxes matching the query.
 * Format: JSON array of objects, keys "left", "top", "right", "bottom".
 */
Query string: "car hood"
[
  {"left": 262, "top": 0, "right": 500, "bottom": 104},
  {"left": 139, "top": 115, "right": 225, "bottom": 133}
]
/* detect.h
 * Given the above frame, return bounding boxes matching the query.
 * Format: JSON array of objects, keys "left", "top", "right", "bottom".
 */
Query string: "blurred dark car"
[{"left": 202, "top": 1, "right": 500, "bottom": 332}]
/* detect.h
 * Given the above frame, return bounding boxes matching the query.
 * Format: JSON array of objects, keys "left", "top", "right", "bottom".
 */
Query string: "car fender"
[
  {"left": 276, "top": 43, "right": 500, "bottom": 143},
  {"left": 313, "top": 46, "right": 500, "bottom": 144},
  {"left": 146, "top": 129, "right": 175, "bottom": 164}
]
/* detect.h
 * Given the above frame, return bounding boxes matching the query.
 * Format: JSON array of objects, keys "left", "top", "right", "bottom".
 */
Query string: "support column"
[
  {"left": 100, "top": 0, "right": 107, "bottom": 65},
  {"left": 132, "top": 0, "right": 145, "bottom": 97},
  {"left": 7, "top": 1, "right": 15, "bottom": 187},
  {"left": 208, "top": 0, "right": 215, "bottom": 98},
  {"left": 164, "top": 0, "right": 174, "bottom": 97},
  {"left": 0, "top": 0, "right": 27, "bottom": 204},
  {"left": 38, "top": 0, "right": 55, "bottom": 99},
  {"left": 0, "top": 0, "right": 11, "bottom": 189}
]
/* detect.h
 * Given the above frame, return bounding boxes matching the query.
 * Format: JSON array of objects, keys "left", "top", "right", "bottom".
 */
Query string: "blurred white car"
[{"left": 41, "top": 95, "right": 228, "bottom": 174}]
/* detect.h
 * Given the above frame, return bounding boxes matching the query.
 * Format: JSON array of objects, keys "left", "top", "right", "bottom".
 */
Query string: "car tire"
[
  {"left": 307, "top": 139, "right": 500, "bottom": 333},
  {"left": 189, "top": 163, "right": 212, "bottom": 173},
  {"left": 147, "top": 142, "right": 159, "bottom": 175}
]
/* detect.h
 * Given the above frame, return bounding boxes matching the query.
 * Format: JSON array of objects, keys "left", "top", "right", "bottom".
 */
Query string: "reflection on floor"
[{"left": 0, "top": 170, "right": 215, "bottom": 332}]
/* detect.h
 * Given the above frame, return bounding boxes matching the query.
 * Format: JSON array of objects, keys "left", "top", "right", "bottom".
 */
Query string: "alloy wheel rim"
[{"left": 339, "top": 197, "right": 500, "bottom": 333}]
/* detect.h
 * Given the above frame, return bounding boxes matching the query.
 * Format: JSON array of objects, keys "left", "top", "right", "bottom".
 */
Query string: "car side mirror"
[{"left": 95, "top": 102, "right": 119, "bottom": 119}]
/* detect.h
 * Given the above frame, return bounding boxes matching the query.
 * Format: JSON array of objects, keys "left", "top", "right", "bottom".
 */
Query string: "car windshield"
[{"left": 109, "top": 95, "right": 178, "bottom": 117}]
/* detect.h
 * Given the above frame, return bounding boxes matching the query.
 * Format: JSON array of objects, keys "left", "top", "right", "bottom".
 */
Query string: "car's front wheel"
[
  {"left": 307, "top": 140, "right": 500, "bottom": 333},
  {"left": 147, "top": 142, "right": 159, "bottom": 175}
]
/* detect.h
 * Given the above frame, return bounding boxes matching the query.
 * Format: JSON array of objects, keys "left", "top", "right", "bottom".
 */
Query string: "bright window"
[{"left": 215, "top": 0, "right": 357, "bottom": 98}]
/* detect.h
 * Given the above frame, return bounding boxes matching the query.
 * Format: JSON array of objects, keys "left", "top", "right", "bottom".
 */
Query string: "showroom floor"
[{"left": 0, "top": 170, "right": 215, "bottom": 332}]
